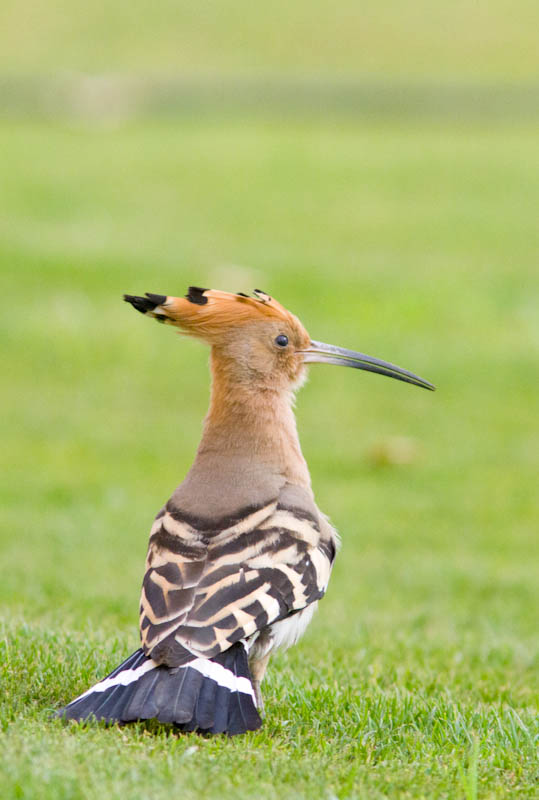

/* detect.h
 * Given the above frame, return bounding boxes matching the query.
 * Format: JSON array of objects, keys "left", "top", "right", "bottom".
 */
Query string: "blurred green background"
[{"left": 1, "top": 3, "right": 538, "bottom": 799}]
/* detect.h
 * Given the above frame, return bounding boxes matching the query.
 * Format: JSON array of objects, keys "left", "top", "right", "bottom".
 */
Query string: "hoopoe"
[{"left": 58, "top": 287, "right": 434, "bottom": 735}]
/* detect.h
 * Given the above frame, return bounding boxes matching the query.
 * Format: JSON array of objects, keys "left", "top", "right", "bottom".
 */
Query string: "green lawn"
[
  {"left": 1, "top": 115, "right": 538, "bottom": 798},
  {"left": 1, "top": 0, "right": 538, "bottom": 80}
]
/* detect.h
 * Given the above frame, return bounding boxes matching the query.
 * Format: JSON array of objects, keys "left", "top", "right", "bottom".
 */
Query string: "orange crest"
[{"left": 125, "top": 287, "right": 304, "bottom": 344}]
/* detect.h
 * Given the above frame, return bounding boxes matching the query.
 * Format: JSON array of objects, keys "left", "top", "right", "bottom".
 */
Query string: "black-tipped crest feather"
[
  {"left": 123, "top": 293, "right": 166, "bottom": 314},
  {"left": 186, "top": 286, "right": 209, "bottom": 305}
]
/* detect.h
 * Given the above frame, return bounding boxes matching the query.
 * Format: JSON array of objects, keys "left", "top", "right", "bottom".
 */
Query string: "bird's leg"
[
  {"left": 249, "top": 652, "right": 271, "bottom": 717},
  {"left": 253, "top": 681, "right": 265, "bottom": 716}
]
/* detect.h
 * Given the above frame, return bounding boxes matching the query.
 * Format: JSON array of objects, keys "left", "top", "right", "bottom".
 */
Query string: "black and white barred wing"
[
  {"left": 140, "top": 500, "right": 278, "bottom": 664},
  {"left": 140, "top": 487, "right": 336, "bottom": 666},
  {"left": 139, "top": 507, "right": 208, "bottom": 663},
  {"left": 182, "top": 500, "right": 335, "bottom": 656}
]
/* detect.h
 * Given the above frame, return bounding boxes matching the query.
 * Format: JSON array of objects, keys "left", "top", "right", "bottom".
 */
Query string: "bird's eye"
[{"left": 275, "top": 334, "right": 289, "bottom": 348}]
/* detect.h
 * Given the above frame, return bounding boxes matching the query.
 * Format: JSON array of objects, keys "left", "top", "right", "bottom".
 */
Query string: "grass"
[
  {"left": 1, "top": 0, "right": 538, "bottom": 80},
  {"left": 1, "top": 114, "right": 538, "bottom": 798}
]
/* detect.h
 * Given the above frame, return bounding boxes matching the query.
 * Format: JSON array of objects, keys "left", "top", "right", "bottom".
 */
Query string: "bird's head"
[{"left": 124, "top": 287, "right": 435, "bottom": 393}]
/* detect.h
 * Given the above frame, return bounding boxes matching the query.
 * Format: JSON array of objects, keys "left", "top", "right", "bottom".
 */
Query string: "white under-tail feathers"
[
  {"left": 58, "top": 603, "right": 317, "bottom": 736},
  {"left": 58, "top": 641, "right": 262, "bottom": 735},
  {"left": 71, "top": 649, "right": 255, "bottom": 703}
]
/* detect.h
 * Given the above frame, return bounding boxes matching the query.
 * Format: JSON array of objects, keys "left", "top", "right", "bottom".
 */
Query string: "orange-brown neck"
[
  {"left": 195, "top": 350, "right": 311, "bottom": 489},
  {"left": 170, "top": 348, "right": 312, "bottom": 518}
]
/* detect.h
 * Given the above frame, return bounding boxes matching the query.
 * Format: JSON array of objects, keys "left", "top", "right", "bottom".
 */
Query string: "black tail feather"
[
  {"left": 173, "top": 669, "right": 204, "bottom": 724},
  {"left": 122, "top": 669, "right": 162, "bottom": 721},
  {"left": 227, "top": 647, "right": 260, "bottom": 736},
  {"left": 56, "top": 643, "right": 262, "bottom": 736},
  {"left": 193, "top": 672, "right": 219, "bottom": 730},
  {"left": 98, "top": 682, "right": 138, "bottom": 722},
  {"left": 207, "top": 684, "right": 230, "bottom": 734},
  {"left": 154, "top": 667, "right": 189, "bottom": 725}
]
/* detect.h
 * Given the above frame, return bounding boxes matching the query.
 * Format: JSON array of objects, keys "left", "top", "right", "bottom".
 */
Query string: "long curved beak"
[{"left": 301, "top": 340, "right": 435, "bottom": 391}]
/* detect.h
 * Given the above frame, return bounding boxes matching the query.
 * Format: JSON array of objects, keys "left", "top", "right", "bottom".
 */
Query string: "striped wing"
[
  {"left": 140, "top": 489, "right": 335, "bottom": 666},
  {"left": 140, "top": 507, "right": 208, "bottom": 664}
]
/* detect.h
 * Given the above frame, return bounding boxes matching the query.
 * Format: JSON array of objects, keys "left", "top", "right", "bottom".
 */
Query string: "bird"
[{"left": 57, "top": 286, "right": 434, "bottom": 735}]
